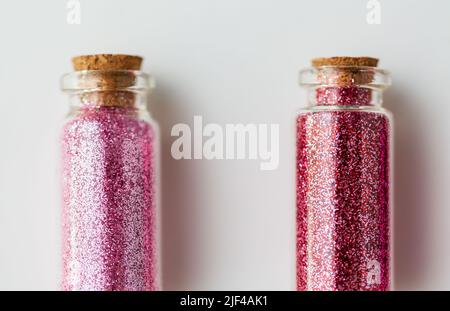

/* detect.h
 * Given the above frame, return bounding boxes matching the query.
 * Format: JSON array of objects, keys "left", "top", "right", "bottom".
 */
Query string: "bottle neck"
[
  {"left": 299, "top": 66, "right": 391, "bottom": 109},
  {"left": 62, "top": 70, "right": 153, "bottom": 111},
  {"left": 69, "top": 91, "right": 148, "bottom": 110},
  {"left": 308, "top": 86, "right": 383, "bottom": 108}
]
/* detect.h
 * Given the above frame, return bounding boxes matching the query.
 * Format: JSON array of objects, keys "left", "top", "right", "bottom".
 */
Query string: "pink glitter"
[
  {"left": 61, "top": 106, "right": 157, "bottom": 291},
  {"left": 296, "top": 86, "right": 391, "bottom": 291}
]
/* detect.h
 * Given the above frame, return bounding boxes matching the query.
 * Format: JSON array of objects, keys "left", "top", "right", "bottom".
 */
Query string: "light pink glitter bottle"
[
  {"left": 296, "top": 57, "right": 392, "bottom": 291},
  {"left": 60, "top": 55, "right": 159, "bottom": 291}
]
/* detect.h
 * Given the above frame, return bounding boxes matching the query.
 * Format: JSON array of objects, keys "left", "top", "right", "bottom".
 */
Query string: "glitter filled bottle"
[
  {"left": 296, "top": 57, "right": 392, "bottom": 291},
  {"left": 60, "top": 55, "right": 159, "bottom": 291}
]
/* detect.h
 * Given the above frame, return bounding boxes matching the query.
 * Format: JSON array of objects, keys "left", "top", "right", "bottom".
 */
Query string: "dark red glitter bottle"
[{"left": 296, "top": 57, "right": 392, "bottom": 291}]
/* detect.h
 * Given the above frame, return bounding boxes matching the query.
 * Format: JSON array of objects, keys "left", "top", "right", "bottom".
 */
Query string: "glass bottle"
[
  {"left": 296, "top": 57, "right": 392, "bottom": 291},
  {"left": 60, "top": 55, "right": 159, "bottom": 291}
]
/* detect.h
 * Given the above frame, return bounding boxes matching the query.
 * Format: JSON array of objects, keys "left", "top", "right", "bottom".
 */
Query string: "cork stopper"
[
  {"left": 311, "top": 56, "right": 379, "bottom": 86},
  {"left": 72, "top": 54, "right": 143, "bottom": 71},
  {"left": 312, "top": 57, "right": 378, "bottom": 68},
  {"left": 71, "top": 54, "right": 144, "bottom": 108}
]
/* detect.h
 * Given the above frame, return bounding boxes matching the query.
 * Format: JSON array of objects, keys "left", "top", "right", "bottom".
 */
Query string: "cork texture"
[
  {"left": 72, "top": 54, "right": 143, "bottom": 71},
  {"left": 312, "top": 56, "right": 379, "bottom": 86},
  {"left": 71, "top": 54, "right": 144, "bottom": 107},
  {"left": 312, "top": 57, "right": 379, "bottom": 68},
  {"left": 79, "top": 91, "right": 136, "bottom": 108}
]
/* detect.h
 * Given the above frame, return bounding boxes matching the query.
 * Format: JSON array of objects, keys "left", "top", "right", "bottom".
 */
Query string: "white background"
[{"left": 0, "top": 0, "right": 449, "bottom": 290}]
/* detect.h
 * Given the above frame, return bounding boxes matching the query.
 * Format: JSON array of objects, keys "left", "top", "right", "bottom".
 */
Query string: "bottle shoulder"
[
  {"left": 62, "top": 107, "right": 158, "bottom": 137},
  {"left": 296, "top": 106, "right": 393, "bottom": 129},
  {"left": 296, "top": 106, "right": 392, "bottom": 117},
  {"left": 64, "top": 107, "right": 155, "bottom": 122}
]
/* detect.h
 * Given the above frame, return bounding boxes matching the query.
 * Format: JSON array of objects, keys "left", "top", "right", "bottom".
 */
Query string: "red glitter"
[
  {"left": 296, "top": 85, "right": 391, "bottom": 291},
  {"left": 316, "top": 87, "right": 372, "bottom": 106}
]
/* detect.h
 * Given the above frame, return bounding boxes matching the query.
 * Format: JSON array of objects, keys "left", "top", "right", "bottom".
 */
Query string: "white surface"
[{"left": 0, "top": 0, "right": 449, "bottom": 290}]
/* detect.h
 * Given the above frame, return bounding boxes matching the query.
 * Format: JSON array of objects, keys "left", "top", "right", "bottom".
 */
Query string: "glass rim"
[
  {"left": 61, "top": 70, "right": 154, "bottom": 93},
  {"left": 299, "top": 66, "right": 392, "bottom": 89}
]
